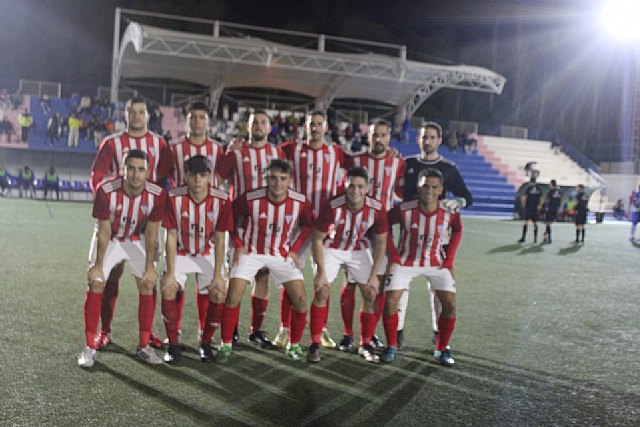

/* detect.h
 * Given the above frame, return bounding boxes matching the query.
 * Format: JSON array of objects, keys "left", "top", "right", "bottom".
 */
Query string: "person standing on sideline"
[
  {"left": 574, "top": 184, "right": 589, "bottom": 243},
  {"left": 18, "top": 108, "right": 33, "bottom": 143},
  {"left": 43, "top": 167, "right": 60, "bottom": 200},
  {"left": 543, "top": 179, "right": 563, "bottom": 244},
  {"left": 518, "top": 177, "right": 543, "bottom": 243},
  {"left": 628, "top": 185, "right": 640, "bottom": 242}
]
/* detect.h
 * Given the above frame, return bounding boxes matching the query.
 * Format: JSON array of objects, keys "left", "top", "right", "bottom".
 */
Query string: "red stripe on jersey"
[
  {"left": 349, "top": 153, "right": 405, "bottom": 210},
  {"left": 170, "top": 138, "right": 224, "bottom": 187},
  {"left": 220, "top": 144, "right": 284, "bottom": 199}
]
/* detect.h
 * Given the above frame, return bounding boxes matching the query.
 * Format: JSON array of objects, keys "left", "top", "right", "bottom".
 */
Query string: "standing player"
[
  {"left": 339, "top": 119, "right": 405, "bottom": 352},
  {"left": 381, "top": 168, "right": 462, "bottom": 366},
  {"left": 160, "top": 156, "right": 230, "bottom": 364},
  {"left": 628, "top": 185, "right": 640, "bottom": 241},
  {"left": 167, "top": 102, "right": 225, "bottom": 343},
  {"left": 215, "top": 159, "right": 314, "bottom": 363},
  {"left": 90, "top": 98, "right": 172, "bottom": 350},
  {"left": 400, "top": 121, "right": 472, "bottom": 349},
  {"left": 310, "top": 167, "right": 388, "bottom": 363},
  {"left": 276, "top": 110, "right": 347, "bottom": 350},
  {"left": 543, "top": 179, "right": 563, "bottom": 244},
  {"left": 518, "top": 177, "right": 543, "bottom": 243},
  {"left": 78, "top": 150, "right": 167, "bottom": 368},
  {"left": 218, "top": 110, "right": 285, "bottom": 348},
  {"left": 574, "top": 184, "right": 589, "bottom": 243}
]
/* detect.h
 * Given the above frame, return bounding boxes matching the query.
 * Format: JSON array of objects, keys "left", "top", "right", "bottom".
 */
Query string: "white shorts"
[
  {"left": 386, "top": 264, "right": 456, "bottom": 293},
  {"left": 230, "top": 253, "right": 304, "bottom": 285},
  {"left": 324, "top": 248, "right": 372, "bottom": 285},
  {"left": 88, "top": 224, "right": 160, "bottom": 266},
  {"left": 376, "top": 254, "right": 388, "bottom": 276},
  {"left": 166, "top": 254, "right": 224, "bottom": 293},
  {"left": 89, "top": 239, "right": 152, "bottom": 279}
]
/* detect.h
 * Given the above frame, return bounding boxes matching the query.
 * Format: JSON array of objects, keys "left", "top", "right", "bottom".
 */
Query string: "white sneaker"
[
  {"left": 78, "top": 347, "right": 96, "bottom": 368},
  {"left": 136, "top": 345, "right": 163, "bottom": 365},
  {"left": 358, "top": 344, "right": 380, "bottom": 363}
]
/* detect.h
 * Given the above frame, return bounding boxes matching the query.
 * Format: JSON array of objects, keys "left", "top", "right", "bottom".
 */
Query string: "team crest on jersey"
[
  {"left": 411, "top": 223, "right": 419, "bottom": 229},
  {"left": 385, "top": 167, "right": 392, "bottom": 176},
  {"left": 408, "top": 168, "right": 414, "bottom": 174},
  {"left": 338, "top": 219, "right": 345, "bottom": 225},
  {"left": 285, "top": 215, "right": 293, "bottom": 223},
  {"left": 259, "top": 212, "right": 268, "bottom": 219},
  {"left": 243, "top": 156, "right": 250, "bottom": 162},
  {"left": 116, "top": 204, "right": 123, "bottom": 211},
  {"left": 301, "top": 152, "right": 307, "bottom": 158},
  {"left": 181, "top": 212, "right": 189, "bottom": 218},
  {"left": 141, "top": 205, "right": 150, "bottom": 214}
]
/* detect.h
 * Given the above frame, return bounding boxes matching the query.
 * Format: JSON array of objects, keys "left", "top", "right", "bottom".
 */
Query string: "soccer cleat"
[
  {"left": 285, "top": 343, "right": 304, "bottom": 362},
  {"left": 396, "top": 329, "right": 405, "bottom": 350},
  {"left": 148, "top": 332, "right": 164, "bottom": 349},
  {"left": 358, "top": 344, "right": 380, "bottom": 363},
  {"left": 215, "top": 344, "right": 232, "bottom": 364},
  {"left": 199, "top": 343, "right": 214, "bottom": 363},
  {"left": 95, "top": 331, "right": 112, "bottom": 350},
  {"left": 163, "top": 344, "right": 182, "bottom": 364},
  {"left": 338, "top": 335, "right": 354, "bottom": 352},
  {"left": 320, "top": 328, "right": 337, "bottom": 349},
  {"left": 249, "top": 330, "right": 276, "bottom": 349},
  {"left": 434, "top": 349, "right": 455, "bottom": 366},
  {"left": 273, "top": 329, "right": 290, "bottom": 349},
  {"left": 232, "top": 328, "right": 240, "bottom": 349},
  {"left": 78, "top": 347, "right": 96, "bottom": 368},
  {"left": 380, "top": 347, "right": 398, "bottom": 363},
  {"left": 517, "top": 238, "right": 525, "bottom": 243},
  {"left": 371, "top": 334, "right": 385, "bottom": 350},
  {"left": 307, "top": 342, "right": 321, "bottom": 363},
  {"left": 136, "top": 345, "right": 163, "bottom": 365}
]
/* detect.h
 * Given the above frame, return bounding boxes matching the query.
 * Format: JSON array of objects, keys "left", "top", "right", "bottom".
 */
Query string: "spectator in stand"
[
  {"left": 18, "top": 108, "right": 33, "bottom": 143},
  {"left": 68, "top": 113, "right": 81, "bottom": 147},
  {"left": 11, "top": 90, "right": 23, "bottom": 110},
  {"left": 0, "top": 116, "right": 14, "bottom": 143},
  {"left": 47, "top": 113, "right": 63, "bottom": 146},
  {"left": 0, "top": 164, "right": 9, "bottom": 196},
  {"left": 0, "top": 89, "right": 11, "bottom": 110},
  {"left": 43, "top": 167, "right": 60, "bottom": 200},
  {"left": 80, "top": 96, "right": 92, "bottom": 115},
  {"left": 448, "top": 130, "right": 458, "bottom": 152},
  {"left": 613, "top": 199, "right": 625, "bottom": 220},
  {"left": 18, "top": 165, "right": 35, "bottom": 198},
  {"left": 114, "top": 113, "right": 126, "bottom": 133},
  {"left": 93, "top": 117, "right": 107, "bottom": 148},
  {"left": 466, "top": 132, "right": 478, "bottom": 154},
  {"left": 40, "top": 95, "right": 51, "bottom": 115},
  {"left": 149, "top": 106, "right": 163, "bottom": 134}
]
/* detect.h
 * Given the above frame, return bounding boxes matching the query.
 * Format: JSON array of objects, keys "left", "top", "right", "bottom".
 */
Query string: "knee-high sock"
[
  {"left": 383, "top": 311, "right": 398, "bottom": 348},
  {"left": 201, "top": 302, "right": 224, "bottom": 344},
  {"left": 341, "top": 286, "right": 356, "bottom": 336},
  {"left": 359, "top": 311, "right": 377, "bottom": 346},
  {"left": 521, "top": 224, "right": 528, "bottom": 240},
  {"left": 100, "top": 279, "right": 119, "bottom": 333},
  {"left": 138, "top": 294, "right": 155, "bottom": 347},
  {"left": 280, "top": 288, "right": 292, "bottom": 330},
  {"left": 581, "top": 229, "right": 585, "bottom": 242},
  {"left": 290, "top": 310, "right": 307, "bottom": 345},
  {"left": 374, "top": 292, "right": 386, "bottom": 324},
  {"left": 250, "top": 296, "right": 269, "bottom": 333},
  {"left": 196, "top": 292, "right": 209, "bottom": 332},
  {"left": 175, "top": 289, "right": 185, "bottom": 333},
  {"left": 322, "top": 294, "right": 331, "bottom": 329},
  {"left": 533, "top": 224, "right": 538, "bottom": 240},
  {"left": 397, "top": 289, "right": 410, "bottom": 330},
  {"left": 161, "top": 298, "right": 179, "bottom": 345},
  {"left": 221, "top": 305, "right": 240, "bottom": 346},
  {"left": 436, "top": 316, "right": 456, "bottom": 351},
  {"left": 84, "top": 291, "right": 103, "bottom": 349},
  {"left": 309, "top": 304, "right": 326, "bottom": 344},
  {"left": 430, "top": 289, "right": 442, "bottom": 332},
  {"left": 576, "top": 229, "right": 580, "bottom": 241}
]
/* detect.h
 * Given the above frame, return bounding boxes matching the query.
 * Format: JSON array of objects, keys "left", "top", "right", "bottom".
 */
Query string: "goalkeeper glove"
[{"left": 441, "top": 197, "right": 466, "bottom": 213}]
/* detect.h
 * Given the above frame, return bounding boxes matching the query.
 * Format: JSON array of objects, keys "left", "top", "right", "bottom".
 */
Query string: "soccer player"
[
  {"left": 89, "top": 98, "right": 172, "bottom": 350},
  {"left": 399, "top": 121, "right": 472, "bottom": 349},
  {"left": 339, "top": 119, "right": 405, "bottom": 352},
  {"left": 215, "top": 159, "right": 313, "bottom": 363},
  {"left": 166, "top": 102, "right": 225, "bottom": 344},
  {"left": 381, "top": 168, "right": 462, "bottom": 366},
  {"left": 518, "top": 177, "right": 543, "bottom": 243},
  {"left": 574, "top": 184, "right": 589, "bottom": 243},
  {"left": 160, "top": 155, "right": 230, "bottom": 364},
  {"left": 218, "top": 110, "right": 285, "bottom": 348},
  {"left": 310, "top": 167, "right": 388, "bottom": 363},
  {"left": 543, "top": 179, "right": 563, "bottom": 244},
  {"left": 275, "top": 110, "right": 347, "bottom": 350},
  {"left": 78, "top": 150, "right": 167, "bottom": 368},
  {"left": 628, "top": 185, "right": 640, "bottom": 242}
]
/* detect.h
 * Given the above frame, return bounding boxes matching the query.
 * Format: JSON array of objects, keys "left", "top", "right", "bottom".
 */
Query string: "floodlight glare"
[{"left": 602, "top": 0, "right": 640, "bottom": 40}]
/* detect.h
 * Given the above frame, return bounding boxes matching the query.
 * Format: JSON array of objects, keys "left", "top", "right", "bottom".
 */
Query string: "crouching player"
[
  {"left": 78, "top": 150, "right": 167, "bottom": 368},
  {"left": 381, "top": 168, "right": 462, "bottom": 366},
  {"left": 160, "top": 155, "right": 231, "bottom": 364}
]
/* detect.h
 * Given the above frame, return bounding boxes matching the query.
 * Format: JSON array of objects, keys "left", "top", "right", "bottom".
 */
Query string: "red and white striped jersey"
[
  {"left": 231, "top": 188, "right": 314, "bottom": 257},
  {"left": 169, "top": 137, "right": 224, "bottom": 187},
  {"left": 281, "top": 141, "right": 347, "bottom": 216},
  {"left": 90, "top": 131, "right": 172, "bottom": 192},
  {"left": 388, "top": 200, "right": 462, "bottom": 268},
  {"left": 346, "top": 152, "right": 405, "bottom": 210},
  {"left": 93, "top": 177, "right": 167, "bottom": 241},
  {"left": 315, "top": 194, "right": 387, "bottom": 251},
  {"left": 218, "top": 143, "right": 285, "bottom": 199},
  {"left": 163, "top": 186, "right": 230, "bottom": 256}
]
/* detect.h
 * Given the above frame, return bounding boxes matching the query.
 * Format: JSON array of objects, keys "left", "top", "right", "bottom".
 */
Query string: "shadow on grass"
[
  {"left": 486, "top": 244, "right": 523, "bottom": 254},
  {"left": 517, "top": 243, "right": 544, "bottom": 255},
  {"left": 557, "top": 243, "right": 583, "bottom": 256}
]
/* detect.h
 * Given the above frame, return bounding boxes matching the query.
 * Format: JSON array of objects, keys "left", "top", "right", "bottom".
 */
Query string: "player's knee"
[
  {"left": 209, "top": 288, "right": 226, "bottom": 304},
  {"left": 88, "top": 279, "right": 105, "bottom": 293},
  {"left": 362, "top": 286, "right": 377, "bottom": 305},
  {"left": 161, "top": 283, "right": 179, "bottom": 300},
  {"left": 314, "top": 286, "right": 330, "bottom": 304},
  {"left": 289, "top": 292, "right": 307, "bottom": 312},
  {"left": 138, "top": 280, "right": 155, "bottom": 295}
]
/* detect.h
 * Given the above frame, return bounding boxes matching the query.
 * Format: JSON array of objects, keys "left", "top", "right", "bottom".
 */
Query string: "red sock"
[
  {"left": 309, "top": 304, "right": 326, "bottom": 344},
  {"left": 100, "top": 279, "right": 119, "bottom": 333},
  {"left": 221, "top": 305, "right": 240, "bottom": 345},
  {"left": 161, "top": 298, "right": 179, "bottom": 344},
  {"left": 383, "top": 311, "right": 398, "bottom": 348},
  {"left": 196, "top": 292, "right": 209, "bottom": 332},
  {"left": 250, "top": 296, "right": 269, "bottom": 333},
  {"left": 175, "top": 289, "right": 185, "bottom": 332},
  {"left": 202, "top": 302, "right": 224, "bottom": 343},
  {"left": 375, "top": 292, "right": 386, "bottom": 323},
  {"left": 280, "top": 288, "right": 292, "bottom": 330},
  {"left": 436, "top": 317, "right": 456, "bottom": 351},
  {"left": 359, "top": 311, "right": 377, "bottom": 346},
  {"left": 323, "top": 294, "right": 331, "bottom": 329},
  {"left": 341, "top": 287, "right": 356, "bottom": 336},
  {"left": 138, "top": 294, "right": 155, "bottom": 347},
  {"left": 84, "top": 291, "right": 102, "bottom": 349},
  {"left": 290, "top": 310, "right": 307, "bottom": 345}
]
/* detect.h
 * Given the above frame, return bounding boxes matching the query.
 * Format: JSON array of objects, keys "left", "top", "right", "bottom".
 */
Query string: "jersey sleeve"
[
  {"left": 215, "top": 199, "right": 234, "bottom": 233},
  {"left": 395, "top": 158, "right": 406, "bottom": 200},
  {"left": 217, "top": 149, "right": 237, "bottom": 180},
  {"left": 156, "top": 138, "right": 173, "bottom": 182},
  {"left": 92, "top": 188, "right": 110, "bottom": 220},
  {"left": 372, "top": 208, "right": 388, "bottom": 234},
  {"left": 289, "top": 202, "right": 314, "bottom": 254},
  {"left": 149, "top": 190, "right": 168, "bottom": 222},
  {"left": 442, "top": 212, "right": 463, "bottom": 269},
  {"left": 162, "top": 198, "right": 177, "bottom": 230},
  {"left": 90, "top": 140, "right": 114, "bottom": 192},
  {"left": 314, "top": 200, "right": 334, "bottom": 233}
]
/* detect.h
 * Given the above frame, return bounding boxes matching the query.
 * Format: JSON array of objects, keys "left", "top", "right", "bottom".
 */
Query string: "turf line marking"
[{"left": 45, "top": 201, "right": 54, "bottom": 219}]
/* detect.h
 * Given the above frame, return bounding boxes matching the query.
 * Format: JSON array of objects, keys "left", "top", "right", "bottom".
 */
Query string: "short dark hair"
[
  {"left": 251, "top": 109, "right": 271, "bottom": 121},
  {"left": 423, "top": 121, "right": 442, "bottom": 137},
  {"left": 309, "top": 110, "right": 326, "bottom": 119},
  {"left": 124, "top": 149, "right": 149, "bottom": 165},
  {"left": 417, "top": 168, "right": 443, "bottom": 186},
  {"left": 550, "top": 179, "right": 557, "bottom": 186},
  {"left": 126, "top": 98, "right": 147, "bottom": 109},
  {"left": 188, "top": 101, "right": 209, "bottom": 112},
  {"left": 577, "top": 184, "right": 585, "bottom": 190},
  {"left": 267, "top": 158, "right": 293, "bottom": 176},
  {"left": 346, "top": 166, "right": 369, "bottom": 182},
  {"left": 372, "top": 119, "right": 390, "bottom": 128},
  {"left": 185, "top": 155, "right": 212, "bottom": 174}
]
